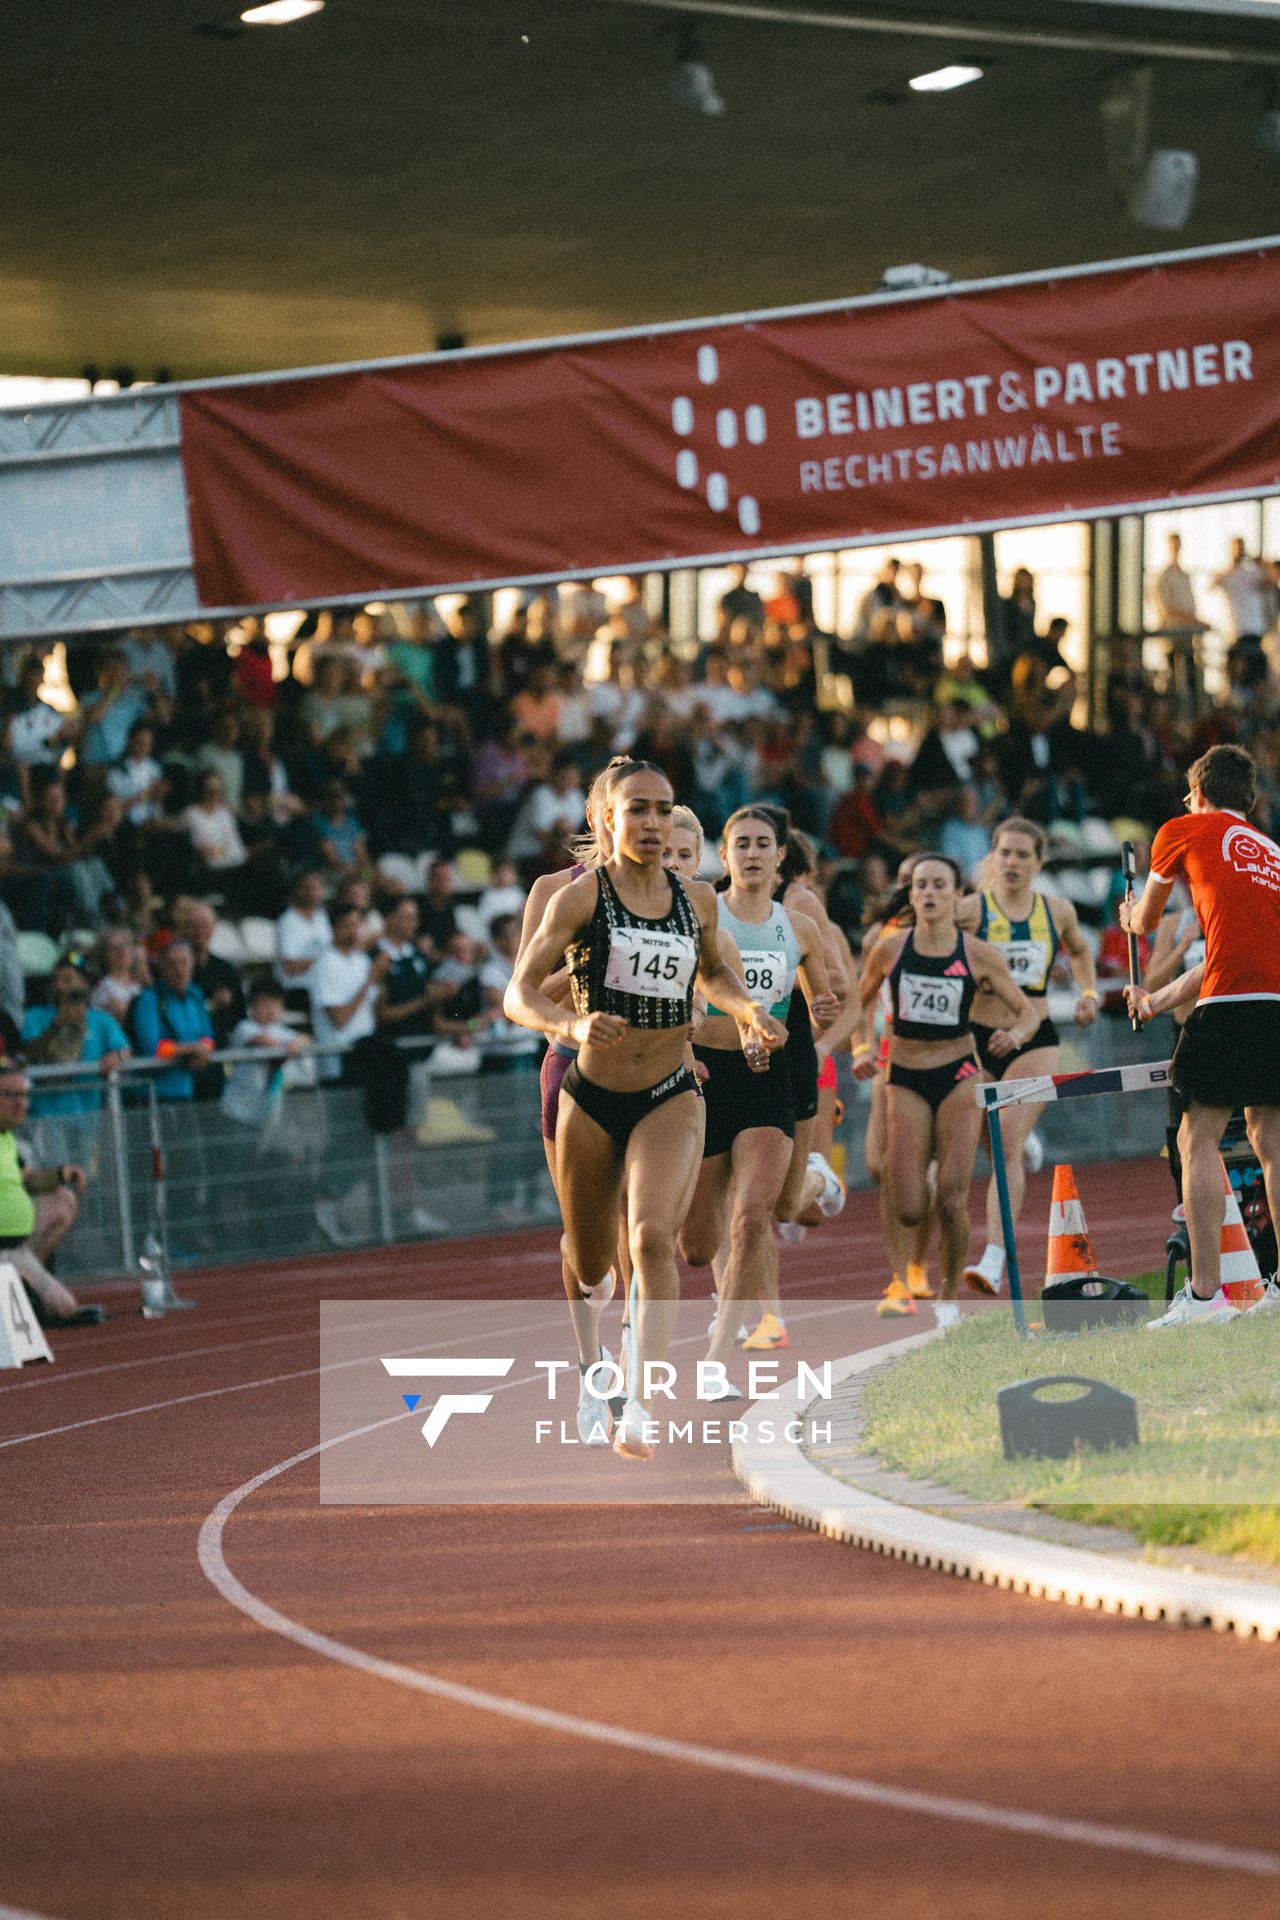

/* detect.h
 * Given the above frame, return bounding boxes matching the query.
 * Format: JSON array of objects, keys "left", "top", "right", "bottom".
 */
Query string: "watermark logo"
[{"left": 381, "top": 1356, "right": 515, "bottom": 1446}]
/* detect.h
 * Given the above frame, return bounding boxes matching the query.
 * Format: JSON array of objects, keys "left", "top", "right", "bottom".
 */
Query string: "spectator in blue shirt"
[
  {"left": 129, "top": 939, "right": 217, "bottom": 1101},
  {"left": 309, "top": 779, "right": 368, "bottom": 880},
  {"left": 78, "top": 650, "right": 150, "bottom": 768},
  {"left": 23, "top": 958, "right": 129, "bottom": 1117}
]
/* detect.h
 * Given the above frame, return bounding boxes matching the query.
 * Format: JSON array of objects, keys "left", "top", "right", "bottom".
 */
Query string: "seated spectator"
[
  {"left": 130, "top": 938, "right": 219, "bottom": 1102},
  {"left": 475, "top": 858, "right": 527, "bottom": 933},
  {"left": 179, "top": 899, "right": 247, "bottom": 1050},
  {"left": 478, "top": 914, "right": 541, "bottom": 1069},
  {"left": 22, "top": 956, "right": 129, "bottom": 1135},
  {"left": 239, "top": 706, "right": 306, "bottom": 836},
  {"left": 107, "top": 719, "right": 167, "bottom": 827},
  {"left": 0, "top": 829, "right": 24, "bottom": 1054},
  {"left": 79, "top": 649, "right": 151, "bottom": 767},
  {"left": 829, "top": 764, "right": 887, "bottom": 860},
  {"left": 221, "top": 973, "right": 312, "bottom": 1131},
  {"left": 429, "top": 931, "right": 495, "bottom": 1049},
  {"left": 910, "top": 699, "right": 980, "bottom": 805},
  {"left": 195, "top": 707, "right": 246, "bottom": 810},
  {"left": 375, "top": 897, "right": 442, "bottom": 1040},
  {"left": 274, "top": 869, "right": 331, "bottom": 998},
  {"left": 182, "top": 770, "right": 249, "bottom": 900},
  {"left": 122, "top": 626, "right": 179, "bottom": 706},
  {"left": 12, "top": 768, "right": 116, "bottom": 935},
  {"left": 309, "top": 902, "right": 390, "bottom": 1081},
  {"left": 309, "top": 779, "right": 369, "bottom": 880},
  {"left": 7, "top": 654, "right": 76, "bottom": 782},
  {"left": 509, "top": 663, "right": 562, "bottom": 743},
  {"left": 302, "top": 655, "right": 374, "bottom": 755},
  {"left": 506, "top": 756, "right": 587, "bottom": 868},
  {"left": 90, "top": 927, "right": 149, "bottom": 1030},
  {"left": 936, "top": 785, "right": 993, "bottom": 881},
  {"left": 419, "top": 860, "right": 460, "bottom": 959},
  {"left": 232, "top": 628, "right": 278, "bottom": 709},
  {"left": 0, "top": 1059, "right": 104, "bottom": 1328}
]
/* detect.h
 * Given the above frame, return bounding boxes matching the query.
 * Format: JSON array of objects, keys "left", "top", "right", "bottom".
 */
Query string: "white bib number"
[
  {"left": 1002, "top": 938, "right": 1049, "bottom": 989},
  {"left": 739, "top": 949, "right": 789, "bottom": 1004},
  {"left": 898, "top": 972, "right": 964, "bottom": 1027},
  {"left": 605, "top": 926, "right": 698, "bottom": 1002}
]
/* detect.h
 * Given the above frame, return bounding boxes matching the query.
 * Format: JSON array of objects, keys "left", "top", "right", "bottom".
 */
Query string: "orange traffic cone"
[
  {"left": 1045, "top": 1164, "right": 1100, "bottom": 1285},
  {"left": 1217, "top": 1157, "right": 1266, "bottom": 1308}
]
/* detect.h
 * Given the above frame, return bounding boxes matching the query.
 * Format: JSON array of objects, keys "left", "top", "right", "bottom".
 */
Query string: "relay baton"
[{"left": 1120, "top": 840, "right": 1141, "bottom": 1032}]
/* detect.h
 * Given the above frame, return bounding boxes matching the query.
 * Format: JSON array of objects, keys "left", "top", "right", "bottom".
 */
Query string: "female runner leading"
[
  {"left": 859, "top": 854, "right": 1035, "bottom": 1328},
  {"left": 958, "top": 816, "right": 1098, "bottom": 1295},
  {"left": 505, "top": 763, "right": 785, "bottom": 1459}
]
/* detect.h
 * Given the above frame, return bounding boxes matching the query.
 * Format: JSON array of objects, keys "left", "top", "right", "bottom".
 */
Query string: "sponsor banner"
[{"left": 180, "top": 243, "right": 1280, "bottom": 609}]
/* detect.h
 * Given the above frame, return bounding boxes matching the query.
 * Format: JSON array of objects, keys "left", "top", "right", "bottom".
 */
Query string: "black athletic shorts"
[
  {"left": 973, "top": 1014, "right": 1059, "bottom": 1080},
  {"left": 695, "top": 1045, "right": 796, "bottom": 1158},
  {"left": 562, "top": 1062, "right": 700, "bottom": 1151},
  {"left": 783, "top": 994, "right": 820, "bottom": 1124},
  {"left": 1171, "top": 1001, "right": 1280, "bottom": 1111}
]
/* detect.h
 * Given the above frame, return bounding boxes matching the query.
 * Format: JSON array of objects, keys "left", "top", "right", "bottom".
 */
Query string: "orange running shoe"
[
  {"left": 876, "top": 1278, "right": 917, "bottom": 1317},
  {"left": 742, "top": 1313, "right": 790, "bottom": 1350},
  {"left": 906, "top": 1263, "right": 935, "bottom": 1299}
]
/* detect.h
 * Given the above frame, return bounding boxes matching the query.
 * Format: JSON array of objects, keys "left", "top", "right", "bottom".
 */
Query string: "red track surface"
[{"left": 3, "top": 1156, "right": 1278, "bottom": 1920}]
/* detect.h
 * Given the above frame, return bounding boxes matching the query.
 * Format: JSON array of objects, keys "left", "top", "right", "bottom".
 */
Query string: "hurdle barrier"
[{"left": 977, "top": 1060, "right": 1174, "bottom": 1336}]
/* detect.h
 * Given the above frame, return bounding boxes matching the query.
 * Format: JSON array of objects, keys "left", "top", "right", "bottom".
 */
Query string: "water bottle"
[{"left": 139, "top": 1235, "right": 168, "bottom": 1318}]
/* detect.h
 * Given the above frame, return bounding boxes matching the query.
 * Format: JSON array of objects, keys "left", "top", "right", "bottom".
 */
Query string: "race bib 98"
[
  {"left": 739, "top": 949, "right": 790, "bottom": 1004},
  {"left": 605, "top": 926, "right": 698, "bottom": 1001},
  {"left": 898, "top": 972, "right": 964, "bottom": 1026}
]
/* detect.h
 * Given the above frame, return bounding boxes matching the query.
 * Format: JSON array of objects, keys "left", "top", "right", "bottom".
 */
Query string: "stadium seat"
[
  {"left": 454, "top": 848, "right": 492, "bottom": 888},
  {"left": 239, "top": 917, "right": 278, "bottom": 963},
  {"left": 208, "top": 920, "right": 249, "bottom": 965}
]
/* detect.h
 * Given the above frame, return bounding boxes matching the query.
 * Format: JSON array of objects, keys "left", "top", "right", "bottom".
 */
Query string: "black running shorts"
[{"left": 1171, "top": 1001, "right": 1280, "bottom": 1111}]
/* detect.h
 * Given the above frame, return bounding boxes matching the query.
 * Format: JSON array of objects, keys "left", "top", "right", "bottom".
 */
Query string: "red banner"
[{"left": 179, "top": 243, "right": 1280, "bottom": 610}]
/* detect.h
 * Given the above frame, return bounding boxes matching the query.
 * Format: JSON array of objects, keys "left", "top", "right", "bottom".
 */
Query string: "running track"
[{"left": 3, "top": 1156, "right": 1278, "bottom": 1920}]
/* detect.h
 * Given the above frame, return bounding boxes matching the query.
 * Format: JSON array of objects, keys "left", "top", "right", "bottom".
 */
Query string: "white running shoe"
[
  {"left": 1146, "top": 1280, "right": 1237, "bottom": 1329},
  {"left": 408, "top": 1205, "right": 450, "bottom": 1236},
  {"left": 1170, "top": 1202, "right": 1186, "bottom": 1224},
  {"left": 703, "top": 1379, "right": 743, "bottom": 1402},
  {"left": 576, "top": 1346, "right": 615, "bottom": 1446},
  {"left": 776, "top": 1220, "right": 808, "bottom": 1246},
  {"left": 705, "top": 1292, "right": 751, "bottom": 1339},
  {"left": 934, "top": 1301, "right": 961, "bottom": 1332},
  {"left": 1022, "top": 1130, "right": 1045, "bottom": 1175},
  {"left": 962, "top": 1243, "right": 1006, "bottom": 1296},
  {"left": 1245, "top": 1278, "right": 1280, "bottom": 1314},
  {"left": 314, "top": 1200, "right": 360, "bottom": 1248},
  {"left": 807, "top": 1151, "right": 846, "bottom": 1219},
  {"left": 613, "top": 1397, "right": 657, "bottom": 1462}
]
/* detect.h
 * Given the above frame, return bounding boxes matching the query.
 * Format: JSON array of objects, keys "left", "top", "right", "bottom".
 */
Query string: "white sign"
[{"left": 0, "top": 1261, "right": 53, "bottom": 1368}]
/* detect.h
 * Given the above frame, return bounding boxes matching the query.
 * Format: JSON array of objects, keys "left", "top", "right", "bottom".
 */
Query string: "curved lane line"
[{"left": 197, "top": 1422, "right": 1280, "bottom": 1882}]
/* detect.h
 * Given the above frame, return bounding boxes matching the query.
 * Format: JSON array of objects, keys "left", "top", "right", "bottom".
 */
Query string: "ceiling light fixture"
[
  {"left": 240, "top": 1, "right": 324, "bottom": 25},
  {"left": 908, "top": 64, "right": 983, "bottom": 93}
]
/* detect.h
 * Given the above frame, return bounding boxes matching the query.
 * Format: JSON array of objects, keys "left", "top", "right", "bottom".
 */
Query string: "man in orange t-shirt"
[{"left": 1122, "top": 744, "right": 1280, "bottom": 1324}]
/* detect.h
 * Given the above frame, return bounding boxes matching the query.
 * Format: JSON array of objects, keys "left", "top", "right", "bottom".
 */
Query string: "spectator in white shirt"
[
  {"left": 310, "top": 902, "right": 390, "bottom": 1080},
  {"left": 1150, "top": 532, "right": 1208, "bottom": 635},
  {"left": 182, "top": 771, "right": 247, "bottom": 873},
  {"left": 106, "top": 720, "right": 166, "bottom": 825},
  {"left": 8, "top": 656, "right": 75, "bottom": 783},
  {"left": 475, "top": 859, "right": 527, "bottom": 932},
  {"left": 1213, "top": 537, "right": 1269, "bottom": 642},
  {"left": 222, "top": 975, "right": 311, "bottom": 1129},
  {"left": 89, "top": 926, "right": 149, "bottom": 1030},
  {"left": 274, "top": 870, "right": 332, "bottom": 994},
  {"left": 506, "top": 757, "right": 587, "bottom": 863},
  {"left": 121, "top": 629, "right": 178, "bottom": 705}
]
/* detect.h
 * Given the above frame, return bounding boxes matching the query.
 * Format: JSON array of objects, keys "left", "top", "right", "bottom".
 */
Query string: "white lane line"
[
  {"left": 0, "top": 1298, "right": 502, "bottom": 1395},
  {"left": 198, "top": 1422, "right": 1280, "bottom": 1882},
  {"left": 0, "top": 1904, "right": 62, "bottom": 1919},
  {"left": 0, "top": 1309, "right": 551, "bottom": 1452}
]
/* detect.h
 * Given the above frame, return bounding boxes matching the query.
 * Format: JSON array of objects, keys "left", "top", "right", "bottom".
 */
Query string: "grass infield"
[{"left": 859, "top": 1277, "right": 1280, "bottom": 1565}]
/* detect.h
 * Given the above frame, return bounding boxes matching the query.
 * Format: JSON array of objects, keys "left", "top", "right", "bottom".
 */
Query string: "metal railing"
[{"left": 21, "top": 1008, "right": 1167, "bottom": 1282}]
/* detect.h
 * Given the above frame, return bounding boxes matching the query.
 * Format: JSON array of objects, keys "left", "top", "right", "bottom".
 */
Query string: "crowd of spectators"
[{"left": 3, "top": 539, "right": 1280, "bottom": 1122}]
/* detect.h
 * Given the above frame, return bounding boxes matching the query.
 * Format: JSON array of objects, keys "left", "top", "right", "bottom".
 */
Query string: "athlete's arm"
[
  {"left": 1143, "top": 911, "right": 1194, "bottom": 995},
  {"left": 789, "top": 909, "right": 837, "bottom": 1028},
  {"left": 516, "top": 869, "right": 574, "bottom": 960},
  {"left": 1049, "top": 895, "right": 1100, "bottom": 1027},
  {"left": 786, "top": 882, "right": 849, "bottom": 998},
  {"left": 953, "top": 890, "right": 982, "bottom": 934},
  {"left": 1125, "top": 960, "right": 1205, "bottom": 1023},
  {"left": 967, "top": 935, "right": 1038, "bottom": 1057},
  {"left": 858, "top": 929, "right": 903, "bottom": 1009},
  {"left": 504, "top": 877, "right": 623, "bottom": 1048},
  {"left": 687, "top": 879, "right": 787, "bottom": 1053}
]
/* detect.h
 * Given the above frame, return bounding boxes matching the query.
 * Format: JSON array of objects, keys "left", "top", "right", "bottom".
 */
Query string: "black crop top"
[
  {"left": 888, "top": 929, "right": 977, "bottom": 1043},
  {"left": 567, "top": 868, "right": 702, "bottom": 1030}
]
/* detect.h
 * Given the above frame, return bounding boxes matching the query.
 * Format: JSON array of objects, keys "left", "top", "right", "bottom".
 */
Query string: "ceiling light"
[
  {"left": 240, "top": 1, "right": 324, "bottom": 25},
  {"left": 908, "top": 65, "right": 984, "bottom": 93}
]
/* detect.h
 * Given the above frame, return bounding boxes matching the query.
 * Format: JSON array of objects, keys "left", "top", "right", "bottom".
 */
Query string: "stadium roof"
[{"left": 8, "top": 0, "right": 1280, "bottom": 381}]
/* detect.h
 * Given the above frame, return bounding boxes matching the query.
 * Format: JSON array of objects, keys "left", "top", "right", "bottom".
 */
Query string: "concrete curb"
[{"left": 731, "top": 1334, "right": 1280, "bottom": 1643}]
